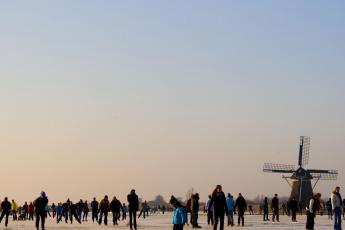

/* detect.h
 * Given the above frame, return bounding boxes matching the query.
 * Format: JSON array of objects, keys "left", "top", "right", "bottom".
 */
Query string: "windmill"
[{"left": 263, "top": 136, "right": 338, "bottom": 207}]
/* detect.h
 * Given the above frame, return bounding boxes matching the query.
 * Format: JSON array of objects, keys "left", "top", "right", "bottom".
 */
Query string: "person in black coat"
[
  {"left": 271, "top": 194, "right": 280, "bottom": 222},
  {"left": 235, "top": 193, "right": 247, "bottom": 227},
  {"left": 110, "top": 196, "right": 123, "bottom": 225},
  {"left": 289, "top": 197, "right": 298, "bottom": 222},
  {"left": 263, "top": 197, "right": 269, "bottom": 221},
  {"left": 0, "top": 197, "right": 11, "bottom": 227},
  {"left": 34, "top": 192, "right": 49, "bottom": 230},
  {"left": 127, "top": 189, "right": 139, "bottom": 230},
  {"left": 209, "top": 185, "right": 228, "bottom": 230}
]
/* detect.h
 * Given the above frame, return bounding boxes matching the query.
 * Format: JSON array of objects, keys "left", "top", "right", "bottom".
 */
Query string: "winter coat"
[
  {"left": 210, "top": 192, "right": 228, "bottom": 214},
  {"left": 226, "top": 197, "right": 235, "bottom": 212},
  {"left": 91, "top": 201, "right": 99, "bottom": 211},
  {"left": 235, "top": 196, "right": 247, "bottom": 213},
  {"left": 331, "top": 192, "right": 343, "bottom": 210},
  {"left": 172, "top": 207, "right": 187, "bottom": 225},
  {"left": 127, "top": 193, "right": 139, "bottom": 211},
  {"left": 34, "top": 197, "right": 49, "bottom": 214},
  {"left": 1, "top": 200, "right": 11, "bottom": 213},
  {"left": 110, "top": 199, "right": 123, "bottom": 212}
]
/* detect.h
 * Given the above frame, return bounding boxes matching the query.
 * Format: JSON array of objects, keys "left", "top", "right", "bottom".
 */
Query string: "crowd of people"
[{"left": 0, "top": 186, "right": 344, "bottom": 230}]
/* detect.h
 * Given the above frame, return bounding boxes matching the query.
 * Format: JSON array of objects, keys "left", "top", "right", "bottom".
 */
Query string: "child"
[{"left": 170, "top": 196, "right": 187, "bottom": 230}]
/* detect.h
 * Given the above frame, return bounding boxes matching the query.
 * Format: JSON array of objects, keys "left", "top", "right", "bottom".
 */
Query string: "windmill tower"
[{"left": 263, "top": 136, "right": 338, "bottom": 207}]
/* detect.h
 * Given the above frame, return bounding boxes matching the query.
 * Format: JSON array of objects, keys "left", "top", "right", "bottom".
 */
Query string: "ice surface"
[{"left": 0, "top": 213, "right": 335, "bottom": 229}]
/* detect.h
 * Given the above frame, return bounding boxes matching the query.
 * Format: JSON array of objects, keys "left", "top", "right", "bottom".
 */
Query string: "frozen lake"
[{"left": 1, "top": 213, "right": 336, "bottom": 229}]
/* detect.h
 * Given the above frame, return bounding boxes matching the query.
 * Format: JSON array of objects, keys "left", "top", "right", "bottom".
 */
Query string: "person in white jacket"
[{"left": 331, "top": 186, "right": 343, "bottom": 230}]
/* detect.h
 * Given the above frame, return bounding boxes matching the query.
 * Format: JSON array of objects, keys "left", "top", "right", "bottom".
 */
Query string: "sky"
[{"left": 0, "top": 1, "right": 345, "bottom": 204}]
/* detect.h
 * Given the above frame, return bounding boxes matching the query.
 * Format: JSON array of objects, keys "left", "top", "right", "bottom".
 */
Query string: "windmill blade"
[
  {"left": 298, "top": 136, "right": 310, "bottom": 167},
  {"left": 308, "top": 169, "right": 338, "bottom": 180},
  {"left": 263, "top": 163, "right": 296, "bottom": 173}
]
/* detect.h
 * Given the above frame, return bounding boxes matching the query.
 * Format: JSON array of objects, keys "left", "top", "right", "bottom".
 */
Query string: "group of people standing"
[{"left": 1, "top": 186, "right": 344, "bottom": 230}]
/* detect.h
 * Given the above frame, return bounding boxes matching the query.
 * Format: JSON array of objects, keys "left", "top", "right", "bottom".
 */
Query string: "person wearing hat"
[
  {"left": 127, "top": 189, "right": 139, "bottom": 230},
  {"left": 170, "top": 195, "right": 187, "bottom": 230},
  {"left": 34, "top": 191, "right": 49, "bottom": 230}
]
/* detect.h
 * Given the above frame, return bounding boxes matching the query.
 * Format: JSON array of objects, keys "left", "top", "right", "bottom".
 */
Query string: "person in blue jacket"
[
  {"left": 170, "top": 196, "right": 187, "bottom": 230},
  {"left": 226, "top": 193, "right": 235, "bottom": 226}
]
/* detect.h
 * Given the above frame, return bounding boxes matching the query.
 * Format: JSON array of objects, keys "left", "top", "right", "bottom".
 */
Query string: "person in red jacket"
[{"left": 28, "top": 202, "right": 35, "bottom": 220}]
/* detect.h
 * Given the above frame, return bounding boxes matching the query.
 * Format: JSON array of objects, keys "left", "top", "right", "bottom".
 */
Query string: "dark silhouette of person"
[
  {"left": 289, "top": 197, "right": 298, "bottom": 222},
  {"left": 235, "top": 193, "right": 247, "bottom": 227},
  {"left": 122, "top": 203, "right": 128, "bottom": 220},
  {"left": 127, "top": 189, "right": 139, "bottom": 230},
  {"left": 110, "top": 196, "right": 123, "bottom": 225},
  {"left": 91, "top": 197, "right": 99, "bottom": 222},
  {"left": 209, "top": 185, "right": 228, "bottom": 230},
  {"left": 263, "top": 197, "right": 269, "bottom": 221},
  {"left": 271, "top": 194, "right": 280, "bottom": 222},
  {"left": 191, "top": 193, "right": 201, "bottom": 228},
  {"left": 99, "top": 195, "right": 110, "bottom": 226},
  {"left": 33, "top": 191, "right": 49, "bottom": 230},
  {"left": 68, "top": 200, "right": 81, "bottom": 224},
  {"left": 58, "top": 200, "right": 69, "bottom": 223},
  {"left": 0, "top": 197, "right": 11, "bottom": 227},
  {"left": 83, "top": 200, "right": 89, "bottom": 221}
]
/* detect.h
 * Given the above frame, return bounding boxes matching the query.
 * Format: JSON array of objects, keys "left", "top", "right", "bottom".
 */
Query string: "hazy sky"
[{"left": 1, "top": 1, "right": 345, "bottom": 203}]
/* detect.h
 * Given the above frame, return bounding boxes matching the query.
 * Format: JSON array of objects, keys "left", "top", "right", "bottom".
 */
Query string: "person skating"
[
  {"left": 327, "top": 198, "right": 333, "bottom": 220},
  {"left": 226, "top": 193, "right": 235, "bottom": 226},
  {"left": 271, "top": 194, "right": 280, "bottom": 222},
  {"left": 33, "top": 191, "right": 49, "bottom": 230},
  {"left": 289, "top": 197, "right": 298, "bottom": 222},
  {"left": 0, "top": 197, "right": 12, "bottom": 227},
  {"left": 23, "top": 202, "right": 29, "bottom": 220},
  {"left": 127, "top": 189, "right": 139, "bottom": 230},
  {"left": 170, "top": 196, "right": 187, "bottom": 230},
  {"left": 68, "top": 200, "right": 81, "bottom": 224},
  {"left": 209, "top": 185, "right": 228, "bottom": 230},
  {"left": 76, "top": 199, "right": 83, "bottom": 221},
  {"left": 263, "top": 197, "right": 269, "bottom": 221},
  {"left": 55, "top": 203, "right": 63, "bottom": 224},
  {"left": 138, "top": 201, "right": 149, "bottom": 219},
  {"left": 205, "top": 195, "right": 213, "bottom": 225},
  {"left": 306, "top": 193, "right": 321, "bottom": 230},
  {"left": 82, "top": 200, "right": 89, "bottom": 222},
  {"left": 59, "top": 201, "right": 69, "bottom": 223},
  {"left": 122, "top": 203, "right": 128, "bottom": 220},
  {"left": 11, "top": 199, "right": 18, "bottom": 221},
  {"left": 51, "top": 203, "right": 56, "bottom": 219},
  {"left": 331, "top": 186, "right": 343, "bottom": 230},
  {"left": 235, "top": 193, "right": 247, "bottom": 227},
  {"left": 191, "top": 193, "right": 201, "bottom": 228},
  {"left": 28, "top": 202, "right": 35, "bottom": 221},
  {"left": 110, "top": 196, "right": 123, "bottom": 225},
  {"left": 91, "top": 197, "right": 99, "bottom": 222},
  {"left": 98, "top": 195, "right": 110, "bottom": 226}
]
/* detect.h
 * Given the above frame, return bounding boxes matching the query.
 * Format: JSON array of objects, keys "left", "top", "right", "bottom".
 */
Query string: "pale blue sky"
[{"left": 0, "top": 1, "right": 344, "bottom": 202}]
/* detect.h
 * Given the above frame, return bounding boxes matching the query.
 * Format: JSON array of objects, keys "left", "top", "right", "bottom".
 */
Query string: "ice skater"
[
  {"left": 33, "top": 191, "right": 49, "bottom": 230},
  {"left": 170, "top": 195, "right": 187, "bottom": 230},
  {"left": 0, "top": 197, "right": 11, "bottom": 227},
  {"left": 306, "top": 193, "right": 321, "bottom": 230},
  {"left": 209, "top": 185, "right": 228, "bottom": 230},
  {"left": 128, "top": 189, "right": 139, "bottom": 230},
  {"left": 235, "top": 193, "right": 247, "bottom": 227}
]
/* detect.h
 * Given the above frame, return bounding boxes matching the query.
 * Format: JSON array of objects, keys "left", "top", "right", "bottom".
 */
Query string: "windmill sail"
[
  {"left": 263, "top": 163, "right": 296, "bottom": 173},
  {"left": 298, "top": 136, "right": 310, "bottom": 168}
]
